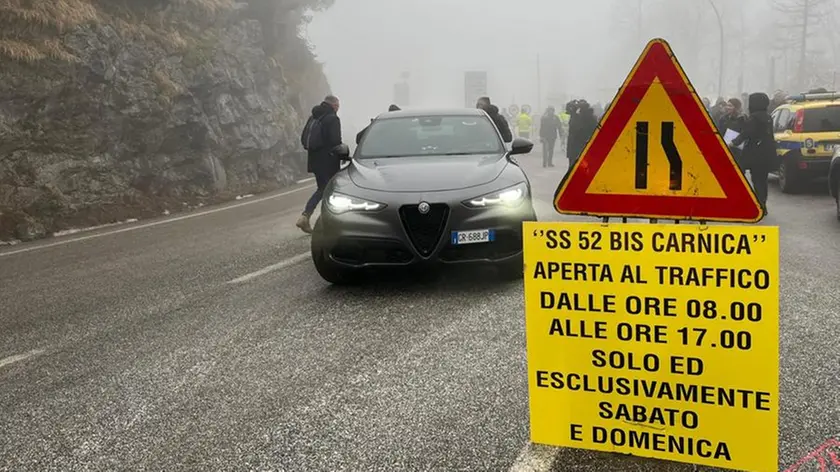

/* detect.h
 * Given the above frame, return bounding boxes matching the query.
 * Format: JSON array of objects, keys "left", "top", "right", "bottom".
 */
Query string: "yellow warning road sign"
[
  {"left": 554, "top": 38, "right": 763, "bottom": 223},
  {"left": 586, "top": 81, "right": 726, "bottom": 198},
  {"left": 523, "top": 221, "right": 779, "bottom": 471}
]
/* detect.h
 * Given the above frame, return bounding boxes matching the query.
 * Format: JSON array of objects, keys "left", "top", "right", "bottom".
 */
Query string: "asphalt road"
[{"left": 1, "top": 148, "right": 838, "bottom": 472}]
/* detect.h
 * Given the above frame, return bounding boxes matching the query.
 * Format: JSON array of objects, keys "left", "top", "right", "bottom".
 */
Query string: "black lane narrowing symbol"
[{"left": 634, "top": 121, "right": 683, "bottom": 191}]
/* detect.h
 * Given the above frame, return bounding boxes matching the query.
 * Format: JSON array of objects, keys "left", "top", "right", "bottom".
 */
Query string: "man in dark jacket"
[
  {"left": 715, "top": 98, "right": 746, "bottom": 133},
  {"left": 540, "top": 106, "right": 562, "bottom": 167},
  {"left": 297, "top": 95, "right": 343, "bottom": 233},
  {"left": 715, "top": 98, "right": 748, "bottom": 168},
  {"left": 477, "top": 97, "right": 513, "bottom": 143},
  {"left": 356, "top": 104, "right": 400, "bottom": 145},
  {"left": 567, "top": 100, "right": 598, "bottom": 170},
  {"left": 731, "top": 92, "right": 774, "bottom": 215}
]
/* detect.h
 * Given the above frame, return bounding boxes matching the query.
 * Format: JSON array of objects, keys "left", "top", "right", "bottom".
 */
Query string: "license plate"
[{"left": 451, "top": 229, "right": 495, "bottom": 245}]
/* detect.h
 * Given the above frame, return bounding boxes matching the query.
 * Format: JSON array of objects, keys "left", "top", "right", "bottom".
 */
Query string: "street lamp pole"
[{"left": 707, "top": 0, "right": 724, "bottom": 98}]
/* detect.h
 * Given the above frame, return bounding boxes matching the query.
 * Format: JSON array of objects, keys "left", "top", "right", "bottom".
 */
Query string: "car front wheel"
[
  {"left": 835, "top": 192, "right": 840, "bottom": 222},
  {"left": 310, "top": 218, "right": 359, "bottom": 285}
]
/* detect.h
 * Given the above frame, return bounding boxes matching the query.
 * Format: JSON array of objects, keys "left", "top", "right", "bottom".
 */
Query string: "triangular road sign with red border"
[{"left": 554, "top": 38, "right": 764, "bottom": 223}]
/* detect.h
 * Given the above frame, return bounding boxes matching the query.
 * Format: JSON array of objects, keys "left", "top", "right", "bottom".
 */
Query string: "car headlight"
[
  {"left": 463, "top": 182, "right": 528, "bottom": 208},
  {"left": 326, "top": 192, "right": 385, "bottom": 214}
]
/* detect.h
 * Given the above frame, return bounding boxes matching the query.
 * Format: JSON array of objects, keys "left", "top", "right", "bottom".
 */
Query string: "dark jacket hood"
[
  {"left": 748, "top": 93, "right": 770, "bottom": 114},
  {"left": 487, "top": 104, "right": 500, "bottom": 115},
  {"left": 312, "top": 101, "right": 335, "bottom": 118}
]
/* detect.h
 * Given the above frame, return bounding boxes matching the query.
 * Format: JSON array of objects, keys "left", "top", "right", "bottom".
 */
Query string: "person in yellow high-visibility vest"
[
  {"left": 558, "top": 110, "right": 570, "bottom": 153},
  {"left": 559, "top": 110, "right": 570, "bottom": 127},
  {"left": 516, "top": 111, "right": 533, "bottom": 139}
]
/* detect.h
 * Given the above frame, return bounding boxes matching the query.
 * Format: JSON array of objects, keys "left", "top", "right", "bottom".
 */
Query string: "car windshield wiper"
[{"left": 441, "top": 152, "right": 479, "bottom": 156}]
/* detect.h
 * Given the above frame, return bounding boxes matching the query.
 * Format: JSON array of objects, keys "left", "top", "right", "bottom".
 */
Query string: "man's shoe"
[{"left": 296, "top": 214, "right": 313, "bottom": 233}]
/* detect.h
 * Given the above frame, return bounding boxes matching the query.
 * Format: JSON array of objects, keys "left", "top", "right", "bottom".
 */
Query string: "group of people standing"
[
  {"left": 292, "top": 90, "right": 775, "bottom": 235},
  {"left": 704, "top": 93, "right": 776, "bottom": 214},
  {"left": 535, "top": 99, "right": 600, "bottom": 169},
  {"left": 535, "top": 93, "right": 774, "bottom": 215},
  {"left": 704, "top": 92, "right": 776, "bottom": 213}
]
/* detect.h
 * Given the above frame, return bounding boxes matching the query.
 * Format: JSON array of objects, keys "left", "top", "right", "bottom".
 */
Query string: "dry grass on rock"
[
  {"left": 0, "top": 0, "right": 237, "bottom": 63},
  {"left": 0, "top": 0, "right": 99, "bottom": 35}
]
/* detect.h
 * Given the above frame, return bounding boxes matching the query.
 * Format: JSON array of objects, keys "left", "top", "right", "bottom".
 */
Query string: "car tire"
[
  {"left": 496, "top": 255, "right": 525, "bottom": 281},
  {"left": 835, "top": 192, "right": 840, "bottom": 222},
  {"left": 310, "top": 218, "right": 359, "bottom": 285},
  {"left": 778, "top": 159, "right": 802, "bottom": 194}
]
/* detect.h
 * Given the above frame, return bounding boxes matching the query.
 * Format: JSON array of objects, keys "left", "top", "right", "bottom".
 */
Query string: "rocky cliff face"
[{"left": 0, "top": 0, "right": 332, "bottom": 241}]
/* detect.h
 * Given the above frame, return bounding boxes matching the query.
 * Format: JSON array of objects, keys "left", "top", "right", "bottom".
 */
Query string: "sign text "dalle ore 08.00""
[{"left": 523, "top": 222, "right": 779, "bottom": 472}]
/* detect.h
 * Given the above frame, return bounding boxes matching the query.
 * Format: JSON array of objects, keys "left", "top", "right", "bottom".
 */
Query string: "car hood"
[{"left": 348, "top": 154, "right": 508, "bottom": 192}]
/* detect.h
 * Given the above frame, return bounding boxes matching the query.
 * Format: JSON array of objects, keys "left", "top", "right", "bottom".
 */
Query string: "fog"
[{"left": 306, "top": 0, "right": 840, "bottom": 134}]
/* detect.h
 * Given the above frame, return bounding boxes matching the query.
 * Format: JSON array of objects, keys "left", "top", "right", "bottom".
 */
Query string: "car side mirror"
[
  {"left": 333, "top": 143, "right": 351, "bottom": 160},
  {"left": 509, "top": 137, "right": 534, "bottom": 155}
]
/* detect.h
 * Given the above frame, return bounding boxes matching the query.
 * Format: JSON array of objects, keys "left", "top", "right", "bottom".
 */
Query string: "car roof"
[
  {"left": 374, "top": 108, "right": 487, "bottom": 120},
  {"left": 780, "top": 92, "right": 840, "bottom": 110},
  {"left": 783, "top": 101, "right": 840, "bottom": 110}
]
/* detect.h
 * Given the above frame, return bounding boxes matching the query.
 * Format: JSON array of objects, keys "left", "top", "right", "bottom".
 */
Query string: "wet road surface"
[{"left": 1, "top": 150, "right": 837, "bottom": 472}]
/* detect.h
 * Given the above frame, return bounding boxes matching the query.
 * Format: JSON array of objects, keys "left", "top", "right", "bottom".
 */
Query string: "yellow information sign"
[{"left": 523, "top": 222, "right": 779, "bottom": 471}]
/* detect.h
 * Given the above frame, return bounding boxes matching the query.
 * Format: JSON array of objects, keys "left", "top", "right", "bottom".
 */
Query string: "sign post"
[{"left": 523, "top": 38, "right": 779, "bottom": 472}]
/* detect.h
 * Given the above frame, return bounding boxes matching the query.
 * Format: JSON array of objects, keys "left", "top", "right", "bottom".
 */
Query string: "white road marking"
[
  {"left": 509, "top": 442, "right": 558, "bottom": 472},
  {"left": 0, "top": 349, "right": 46, "bottom": 370},
  {"left": 0, "top": 185, "right": 314, "bottom": 258},
  {"left": 296, "top": 177, "right": 315, "bottom": 184},
  {"left": 226, "top": 253, "right": 310, "bottom": 284}
]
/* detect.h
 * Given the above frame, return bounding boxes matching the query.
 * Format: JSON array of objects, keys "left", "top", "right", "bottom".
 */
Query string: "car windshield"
[
  {"left": 357, "top": 115, "right": 504, "bottom": 158},
  {"left": 802, "top": 106, "right": 840, "bottom": 132}
]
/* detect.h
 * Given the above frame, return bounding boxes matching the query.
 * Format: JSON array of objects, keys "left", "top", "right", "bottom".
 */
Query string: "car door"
[{"left": 772, "top": 107, "right": 794, "bottom": 171}]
